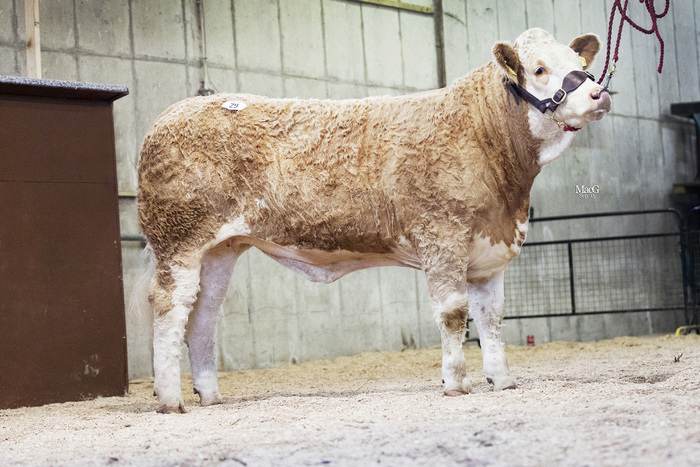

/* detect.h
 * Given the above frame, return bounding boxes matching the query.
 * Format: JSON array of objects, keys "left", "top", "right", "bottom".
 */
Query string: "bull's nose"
[{"left": 591, "top": 89, "right": 612, "bottom": 113}]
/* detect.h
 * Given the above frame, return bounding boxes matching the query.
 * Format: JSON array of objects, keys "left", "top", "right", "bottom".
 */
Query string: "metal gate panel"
[{"left": 503, "top": 211, "right": 686, "bottom": 320}]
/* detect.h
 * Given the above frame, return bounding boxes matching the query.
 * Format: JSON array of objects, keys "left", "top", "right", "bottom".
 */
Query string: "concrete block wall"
[{"left": 1, "top": 0, "right": 698, "bottom": 378}]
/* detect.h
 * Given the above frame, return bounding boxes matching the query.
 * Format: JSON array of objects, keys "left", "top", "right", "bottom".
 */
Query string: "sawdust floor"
[{"left": 2, "top": 334, "right": 700, "bottom": 466}]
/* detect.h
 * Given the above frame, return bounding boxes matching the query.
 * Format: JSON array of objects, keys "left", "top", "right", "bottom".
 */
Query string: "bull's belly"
[
  {"left": 229, "top": 235, "right": 422, "bottom": 284},
  {"left": 234, "top": 235, "right": 521, "bottom": 285},
  {"left": 212, "top": 217, "right": 527, "bottom": 285}
]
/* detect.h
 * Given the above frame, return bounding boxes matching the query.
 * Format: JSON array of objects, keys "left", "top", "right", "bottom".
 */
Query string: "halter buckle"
[{"left": 551, "top": 89, "right": 567, "bottom": 105}]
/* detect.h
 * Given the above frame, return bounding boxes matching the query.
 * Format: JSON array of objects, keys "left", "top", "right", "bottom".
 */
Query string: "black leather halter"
[{"left": 504, "top": 70, "right": 595, "bottom": 114}]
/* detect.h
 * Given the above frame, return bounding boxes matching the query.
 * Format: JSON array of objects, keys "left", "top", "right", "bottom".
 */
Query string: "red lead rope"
[{"left": 598, "top": 0, "right": 671, "bottom": 84}]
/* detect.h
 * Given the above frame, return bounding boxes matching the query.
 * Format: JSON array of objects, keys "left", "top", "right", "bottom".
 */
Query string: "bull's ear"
[
  {"left": 493, "top": 42, "right": 524, "bottom": 84},
  {"left": 569, "top": 34, "right": 600, "bottom": 70}
]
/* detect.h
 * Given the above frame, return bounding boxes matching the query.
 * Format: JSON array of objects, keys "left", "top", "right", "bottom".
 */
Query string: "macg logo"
[{"left": 575, "top": 184, "right": 600, "bottom": 199}]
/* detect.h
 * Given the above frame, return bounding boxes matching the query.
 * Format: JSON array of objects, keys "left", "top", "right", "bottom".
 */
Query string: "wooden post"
[{"left": 25, "top": 0, "right": 41, "bottom": 79}]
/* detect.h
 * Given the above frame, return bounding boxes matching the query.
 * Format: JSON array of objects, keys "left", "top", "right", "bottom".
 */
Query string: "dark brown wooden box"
[{"left": 0, "top": 76, "right": 129, "bottom": 409}]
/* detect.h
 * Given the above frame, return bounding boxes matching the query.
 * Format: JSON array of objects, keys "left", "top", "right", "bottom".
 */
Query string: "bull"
[{"left": 137, "top": 28, "right": 611, "bottom": 413}]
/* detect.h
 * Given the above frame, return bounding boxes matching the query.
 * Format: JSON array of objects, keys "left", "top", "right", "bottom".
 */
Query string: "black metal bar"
[
  {"left": 121, "top": 235, "right": 147, "bottom": 249},
  {"left": 523, "top": 232, "right": 680, "bottom": 248},
  {"left": 466, "top": 307, "right": 685, "bottom": 322},
  {"left": 678, "top": 214, "right": 691, "bottom": 327},
  {"left": 530, "top": 208, "right": 682, "bottom": 224},
  {"left": 567, "top": 241, "right": 576, "bottom": 315},
  {"left": 498, "top": 307, "right": 685, "bottom": 320},
  {"left": 120, "top": 235, "right": 145, "bottom": 242}
]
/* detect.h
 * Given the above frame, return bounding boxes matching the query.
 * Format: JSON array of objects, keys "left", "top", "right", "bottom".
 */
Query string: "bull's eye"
[{"left": 535, "top": 67, "right": 546, "bottom": 76}]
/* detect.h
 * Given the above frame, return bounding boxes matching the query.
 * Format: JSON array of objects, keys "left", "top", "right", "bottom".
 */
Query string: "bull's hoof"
[
  {"left": 486, "top": 376, "right": 517, "bottom": 391},
  {"left": 444, "top": 389, "right": 469, "bottom": 397},
  {"left": 156, "top": 401, "right": 187, "bottom": 414},
  {"left": 199, "top": 392, "right": 223, "bottom": 407}
]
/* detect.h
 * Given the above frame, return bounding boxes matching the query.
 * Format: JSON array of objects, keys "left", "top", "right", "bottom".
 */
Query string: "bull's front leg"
[
  {"left": 433, "top": 291, "right": 472, "bottom": 396},
  {"left": 424, "top": 258, "right": 472, "bottom": 396},
  {"left": 469, "top": 271, "right": 516, "bottom": 391}
]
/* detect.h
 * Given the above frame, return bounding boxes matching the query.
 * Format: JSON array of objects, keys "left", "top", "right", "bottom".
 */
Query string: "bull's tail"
[{"left": 128, "top": 243, "right": 157, "bottom": 335}]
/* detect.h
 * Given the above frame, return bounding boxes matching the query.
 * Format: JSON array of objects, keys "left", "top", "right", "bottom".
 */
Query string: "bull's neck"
[{"left": 449, "top": 63, "right": 542, "bottom": 220}]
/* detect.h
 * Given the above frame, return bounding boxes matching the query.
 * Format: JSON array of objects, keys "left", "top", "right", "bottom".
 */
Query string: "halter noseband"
[{"left": 504, "top": 70, "right": 595, "bottom": 115}]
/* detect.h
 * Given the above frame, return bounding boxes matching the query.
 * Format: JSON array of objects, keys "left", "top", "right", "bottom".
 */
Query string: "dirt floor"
[{"left": 1, "top": 334, "right": 699, "bottom": 466}]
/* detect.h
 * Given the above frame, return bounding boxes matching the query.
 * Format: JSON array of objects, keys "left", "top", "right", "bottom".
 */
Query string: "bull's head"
[{"left": 493, "top": 28, "right": 612, "bottom": 163}]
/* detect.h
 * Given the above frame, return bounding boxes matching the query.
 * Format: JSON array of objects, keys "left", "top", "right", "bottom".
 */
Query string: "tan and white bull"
[{"left": 137, "top": 28, "right": 611, "bottom": 413}]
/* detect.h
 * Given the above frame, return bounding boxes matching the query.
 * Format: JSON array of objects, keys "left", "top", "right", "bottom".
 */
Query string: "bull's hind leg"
[
  {"left": 150, "top": 256, "right": 202, "bottom": 413},
  {"left": 185, "top": 245, "right": 241, "bottom": 406},
  {"left": 469, "top": 271, "right": 516, "bottom": 391}
]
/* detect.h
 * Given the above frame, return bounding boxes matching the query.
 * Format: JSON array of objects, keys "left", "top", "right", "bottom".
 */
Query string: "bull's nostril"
[{"left": 591, "top": 91, "right": 601, "bottom": 100}]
